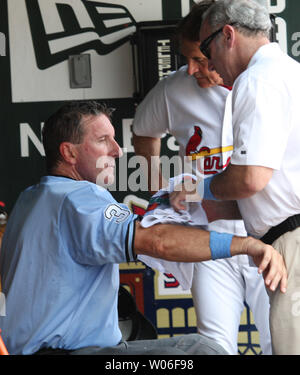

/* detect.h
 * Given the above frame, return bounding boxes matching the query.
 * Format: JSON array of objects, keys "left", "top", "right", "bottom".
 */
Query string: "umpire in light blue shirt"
[{"left": 0, "top": 101, "right": 286, "bottom": 355}]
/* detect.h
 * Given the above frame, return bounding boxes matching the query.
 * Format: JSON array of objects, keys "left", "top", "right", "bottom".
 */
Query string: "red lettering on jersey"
[
  {"left": 203, "top": 156, "right": 231, "bottom": 174},
  {"left": 204, "top": 157, "right": 213, "bottom": 170}
]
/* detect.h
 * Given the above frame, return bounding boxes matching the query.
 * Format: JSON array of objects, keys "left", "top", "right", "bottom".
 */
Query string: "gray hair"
[{"left": 202, "top": 0, "right": 271, "bottom": 38}]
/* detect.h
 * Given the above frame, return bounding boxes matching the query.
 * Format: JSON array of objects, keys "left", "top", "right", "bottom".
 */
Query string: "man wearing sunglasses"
[
  {"left": 196, "top": 0, "right": 300, "bottom": 355},
  {"left": 133, "top": 1, "right": 272, "bottom": 355}
]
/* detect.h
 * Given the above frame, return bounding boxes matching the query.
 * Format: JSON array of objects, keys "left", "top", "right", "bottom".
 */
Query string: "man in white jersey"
[
  {"left": 193, "top": 0, "right": 300, "bottom": 354},
  {"left": 132, "top": 1, "right": 271, "bottom": 355}
]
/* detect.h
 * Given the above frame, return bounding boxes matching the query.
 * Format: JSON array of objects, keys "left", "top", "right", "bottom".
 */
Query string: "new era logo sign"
[
  {"left": 8, "top": 0, "right": 141, "bottom": 102},
  {"left": 26, "top": 0, "right": 137, "bottom": 69}
]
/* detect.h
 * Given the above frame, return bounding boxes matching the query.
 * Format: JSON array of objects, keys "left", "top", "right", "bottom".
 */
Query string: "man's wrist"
[
  {"left": 209, "top": 231, "right": 233, "bottom": 260},
  {"left": 230, "top": 236, "right": 250, "bottom": 257},
  {"left": 198, "top": 176, "right": 218, "bottom": 200}
]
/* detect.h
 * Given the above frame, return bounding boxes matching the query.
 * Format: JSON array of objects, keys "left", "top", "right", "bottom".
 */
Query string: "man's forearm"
[
  {"left": 134, "top": 221, "right": 265, "bottom": 265},
  {"left": 132, "top": 133, "right": 167, "bottom": 194},
  {"left": 209, "top": 164, "right": 273, "bottom": 200},
  {"left": 134, "top": 221, "right": 287, "bottom": 293},
  {"left": 202, "top": 199, "right": 242, "bottom": 221},
  {"left": 134, "top": 221, "right": 247, "bottom": 262}
]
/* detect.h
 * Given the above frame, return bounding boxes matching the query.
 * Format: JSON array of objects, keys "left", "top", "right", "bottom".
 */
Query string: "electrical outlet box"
[{"left": 69, "top": 54, "right": 91, "bottom": 88}]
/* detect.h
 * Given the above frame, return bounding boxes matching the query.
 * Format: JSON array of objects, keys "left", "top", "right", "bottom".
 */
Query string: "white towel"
[{"left": 138, "top": 174, "right": 208, "bottom": 290}]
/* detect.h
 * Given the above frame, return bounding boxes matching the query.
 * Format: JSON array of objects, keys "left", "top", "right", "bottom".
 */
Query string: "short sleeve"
[
  {"left": 230, "top": 73, "right": 292, "bottom": 170},
  {"left": 132, "top": 76, "right": 170, "bottom": 138},
  {"left": 59, "top": 184, "right": 138, "bottom": 265}
]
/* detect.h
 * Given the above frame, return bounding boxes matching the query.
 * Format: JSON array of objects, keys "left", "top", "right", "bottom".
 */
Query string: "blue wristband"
[
  {"left": 198, "top": 176, "right": 217, "bottom": 200},
  {"left": 209, "top": 231, "right": 233, "bottom": 260}
]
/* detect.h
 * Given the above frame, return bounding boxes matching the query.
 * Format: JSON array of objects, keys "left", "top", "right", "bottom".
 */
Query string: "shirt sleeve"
[
  {"left": 132, "top": 76, "right": 170, "bottom": 138},
  {"left": 59, "top": 183, "right": 138, "bottom": 266},
  {"left": 230, "top": 72, "right": 292, "bottom": 170}
]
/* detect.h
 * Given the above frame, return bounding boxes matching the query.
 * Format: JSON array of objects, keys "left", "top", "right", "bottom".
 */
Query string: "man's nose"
[
  {"left": 112, "top": 139, "right": 123, "bottom": 158},
  {"left": 187, "top": 60, "right": 198, "bottom": 76}
]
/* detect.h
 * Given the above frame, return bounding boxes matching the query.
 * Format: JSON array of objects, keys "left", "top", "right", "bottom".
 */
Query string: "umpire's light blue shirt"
[{"left": 0, "top": 176, "right": 137, "bottom": 354}]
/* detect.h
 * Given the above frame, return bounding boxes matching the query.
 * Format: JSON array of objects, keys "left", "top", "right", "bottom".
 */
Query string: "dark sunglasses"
[{"left": 200, "top": 23, "right": 237, "bottom": 59}]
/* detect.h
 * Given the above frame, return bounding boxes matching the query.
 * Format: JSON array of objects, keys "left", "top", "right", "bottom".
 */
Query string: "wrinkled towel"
[{"left": 138, "top": 174, "right": 208, "bottom": 290}]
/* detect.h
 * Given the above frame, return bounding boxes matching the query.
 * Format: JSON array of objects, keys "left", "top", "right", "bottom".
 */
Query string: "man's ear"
[
  {"left": 223, "top": 24, "right": 236, "bottom": 48},
  {"left": 59, "top": 142, "right": 77, "bottom": 165}
]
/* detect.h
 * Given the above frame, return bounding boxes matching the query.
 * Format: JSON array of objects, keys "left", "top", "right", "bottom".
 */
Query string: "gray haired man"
[{"left": 195, "top": 0, "right": 300, "bottom": 355}]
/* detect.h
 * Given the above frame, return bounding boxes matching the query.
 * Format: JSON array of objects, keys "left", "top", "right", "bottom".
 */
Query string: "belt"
[{"left": 260, "top": 214, "right": 300, "bottom": 245}]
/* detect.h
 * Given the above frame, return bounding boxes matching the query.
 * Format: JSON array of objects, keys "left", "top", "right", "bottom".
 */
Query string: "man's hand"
[
  {"left": 169, "top": 179, "right": 201, "bottom": 211},
  {"left": 241, "top": 237, "right": 287, "bottom": 293},
  {"left": 169, "top": 179, "right": 242, "bottom": 221}
]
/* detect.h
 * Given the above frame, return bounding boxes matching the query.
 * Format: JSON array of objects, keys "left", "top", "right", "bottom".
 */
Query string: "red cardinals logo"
[
  {"left": 185, "top": 126, "right": 210, "bottom": 156},
  {"left": 186, "top": 126, "right": 202, "bottom": 156}
]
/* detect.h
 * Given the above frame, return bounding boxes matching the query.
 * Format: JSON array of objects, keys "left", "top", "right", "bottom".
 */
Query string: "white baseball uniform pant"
[{"left": 191, "top": 254, "right": 271, "bottom": 355}]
